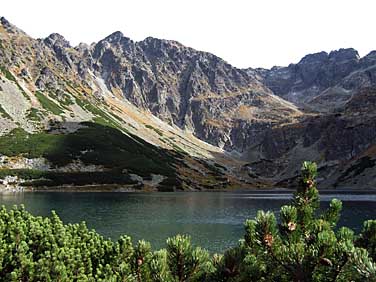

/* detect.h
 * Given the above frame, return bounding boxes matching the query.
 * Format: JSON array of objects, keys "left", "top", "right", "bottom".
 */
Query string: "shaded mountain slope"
[{"left": 245, "top": 87, "right": 376, "bottom": 188}]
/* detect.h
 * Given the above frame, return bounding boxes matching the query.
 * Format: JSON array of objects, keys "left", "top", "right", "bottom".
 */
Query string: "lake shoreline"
[
  {"left": 2, "top": 184, "right": 376, "bottom": 194},
  {"left": 0, "top": 191, "right": 375, "bottom": 253}
]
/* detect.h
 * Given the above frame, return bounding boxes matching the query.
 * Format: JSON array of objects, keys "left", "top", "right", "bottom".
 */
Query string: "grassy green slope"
[{"left": 0, "top": 122, "right": 180, "bottom": 190}]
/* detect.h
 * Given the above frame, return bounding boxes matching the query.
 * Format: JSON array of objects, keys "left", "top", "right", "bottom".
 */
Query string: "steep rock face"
[
  {"left": 255, "top": 48, "right": 376, "bottom": 112},
  {"left": 246, "top": 51, "right": 376, "bottom": 187},
  {"left": 87, "top": 34, "right": 301, "bottom": 150},
  {"left": 246, "top": 87, "right": 376, "bottom": 188},
  {"left": 9, "top": 25, "right": 302, "bottom": 152}
]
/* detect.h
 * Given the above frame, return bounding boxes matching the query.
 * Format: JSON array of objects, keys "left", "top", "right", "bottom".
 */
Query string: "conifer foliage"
[
  {"left": 236, "top": 161, "right": 376, "bottom": 282},
  {"left": 0, "top": 161, "right": 375, "bottom": 281}
]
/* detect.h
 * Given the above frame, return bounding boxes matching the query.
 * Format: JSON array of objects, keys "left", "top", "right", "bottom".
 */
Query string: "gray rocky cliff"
[
  {"left": 254, "top": 48, "right": 376, "bottom": 113},
  {"left": 246, "top": 87, "right": 376, "bottom": 188},
  {"left": 54, "top": 32, "right": 301, "bottom": 151}
]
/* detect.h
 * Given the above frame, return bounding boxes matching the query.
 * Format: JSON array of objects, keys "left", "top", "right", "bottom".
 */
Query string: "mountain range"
[{"left": 0, "top": 17, "right": 375, "bottom": 190}]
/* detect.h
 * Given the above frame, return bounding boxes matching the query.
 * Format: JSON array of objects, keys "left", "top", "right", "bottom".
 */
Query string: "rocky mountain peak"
[
  {"left": 258, "top": 47, "right": 373, "bottom": 108},
  {"left": 365, "top": 50, "right": 376, "bottom": 58},
  {"left": 328, "top": 48, "right": 360, "bottom": 61},
  {"left": 44, "top": 33, "right": 71, "bottom": 48},
  {"left": 298, "top": 51, "right": 328, "bottom": 65},
  {"left": 137, "top": 36, "right": 191, "bottom": 62},
  {"left": 83, "top": 26, "right": 298, "bottom": 150},
  {"left": 359, "top": 50, "right": 376, "bottom": 67},
  {"left": 0, "top": 16, "right": 23, "bottom": 34},
  {"left": 141, "top": 36, "right": 185, "bottom": 49},
  {"left": 103, "top": 31, "right": 127, "bottom": 43},
  {"left": 75, "top": 42, "right": 90, "bottom": 51},
  {"left": 0, "top": 17, "right": 11, "bottom": 28}
]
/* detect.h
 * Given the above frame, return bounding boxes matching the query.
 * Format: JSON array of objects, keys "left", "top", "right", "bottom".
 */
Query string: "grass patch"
[
  {"left": 145, "top": 124, "right": 164, "bottom": 136},
  {"left": 75, "top": 97, "right": 124, "bottom": 130},
  {"left": 108, "top": 109, "right": 125, "bottom": 123},
  {"left": 26, "top": 108, "right": 44, "bottom": 122},
  {"left": 0, "top": 122, "right": 176, "bottom": 179},
  {"left": 92, "top": 116, "right": 122, "bottom": 131},
  {"left": 0, "top": 169, "right": 46, "bottom": 180},
  {"left": 35, "top": 91, "right": 64, "bottom": 115},
  {"left": 0, "top": 128, "right": 64, "bottom": 158},
  {"left": 170, "top": 143, "right": 187, "bottom": 155},
  {"left": 64, "top": 80, "right": 80, "bottom": 91},
  {"left": 48, "top": 91, "right": 75, "bottom": 108},
  {"left": 0, "top": 104, "right": 11, "bottom": 120},
  {"left": 161, "top": 136, "right": 187, "bottom": 155},
  {"left": 0, "top": 65, "right": 17, "bottom": 82}
]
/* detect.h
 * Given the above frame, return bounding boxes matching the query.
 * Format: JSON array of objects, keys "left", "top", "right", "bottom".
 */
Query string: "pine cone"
[
  {"left": 306, "top": 179, "right": 314, "bottom": 188},
  {"left": 264, "top": 233, "right": 273, "bottom": 247},
  {"left": 288, "top": 222, "right": 296, "bottom": 231}
]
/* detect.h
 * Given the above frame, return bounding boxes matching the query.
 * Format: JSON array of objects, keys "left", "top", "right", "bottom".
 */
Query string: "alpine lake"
[{"left": 1, "top": 190, "right": 375, "bottom": 253}]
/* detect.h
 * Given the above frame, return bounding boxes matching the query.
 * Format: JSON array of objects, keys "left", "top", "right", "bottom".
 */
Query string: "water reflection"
[{"left": 0, "top": 192, "right": 375, "bottom": 252}]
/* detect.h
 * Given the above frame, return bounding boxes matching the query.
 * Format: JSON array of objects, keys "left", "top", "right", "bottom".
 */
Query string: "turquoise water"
[{"left": 0, "top": 191, "right": 375, "bottom": 252}]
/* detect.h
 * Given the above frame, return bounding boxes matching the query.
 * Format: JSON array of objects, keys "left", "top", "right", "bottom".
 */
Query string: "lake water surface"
[{"left": 1, "top": 191, "right": 375, "bottom": 253}]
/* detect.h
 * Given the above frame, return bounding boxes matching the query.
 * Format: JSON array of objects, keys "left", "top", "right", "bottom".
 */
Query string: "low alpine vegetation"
[{"left": 0, "top": 162, "right": 375, "bottom": 281}]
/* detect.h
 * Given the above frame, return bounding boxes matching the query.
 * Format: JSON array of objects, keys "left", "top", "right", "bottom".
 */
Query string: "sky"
[{"left": 1, "top": 0, "right": 376, "bottom": 69}]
